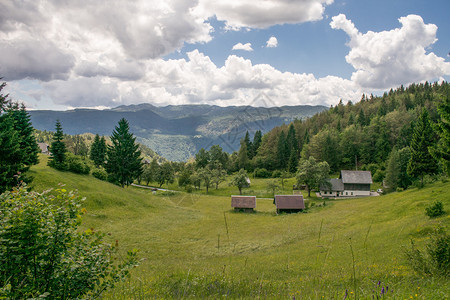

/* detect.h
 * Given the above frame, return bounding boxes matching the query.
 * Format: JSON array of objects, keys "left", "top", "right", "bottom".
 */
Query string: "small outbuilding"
[
  {"left": 38, "top": 143, "right": 49, "bottom": 154},
  {"left": 231, "top": 195, "right": 256, "bottom": 212},
  {"left": 274, "top": 195, "right": 305, "bottom": 214}
]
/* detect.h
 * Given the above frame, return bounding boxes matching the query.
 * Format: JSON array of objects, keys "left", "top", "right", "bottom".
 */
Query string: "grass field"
[{"left": 29, "top": 155, "right": 449, "bottom": 299}]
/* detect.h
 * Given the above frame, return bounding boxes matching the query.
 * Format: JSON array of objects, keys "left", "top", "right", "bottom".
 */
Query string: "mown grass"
[{"left": 29, "top": 155, "right": 449, "bottom": 299}]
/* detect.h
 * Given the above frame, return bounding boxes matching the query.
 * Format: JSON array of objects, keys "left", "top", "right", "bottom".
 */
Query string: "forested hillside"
[{"left": 235, "top": 81, "right": 449, "bottom": 188}]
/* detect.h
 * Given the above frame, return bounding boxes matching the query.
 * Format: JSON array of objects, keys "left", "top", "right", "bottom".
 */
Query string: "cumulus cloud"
[
  {"left": 0, "top": 38, "right": 75, "bottom": 81},
  {"left": 266, "top": 36, "right": 278, "bottom": 48},
  {"left": 197, "top": 0, "right": 333, "bottom": 29},
  {"left": 330, "top": 14, "right": 450, "bottom": 89},
  {"left": 232, "top": 43, "right": 254, "bottom": 51}
]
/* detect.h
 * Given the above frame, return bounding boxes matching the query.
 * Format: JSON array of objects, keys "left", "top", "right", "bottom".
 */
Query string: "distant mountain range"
[{"left": 29, "top": 103, "right": 327, "bottom": 161}]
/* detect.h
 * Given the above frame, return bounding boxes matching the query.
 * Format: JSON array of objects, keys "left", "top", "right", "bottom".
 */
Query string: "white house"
[{"left": 320, "top": 170, "right": 373, "bottom": 198}]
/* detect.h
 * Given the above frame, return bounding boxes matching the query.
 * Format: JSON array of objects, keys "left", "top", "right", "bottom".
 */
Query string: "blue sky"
[{"left": 1, "top": 0, "right": 449, "bottom": 110}]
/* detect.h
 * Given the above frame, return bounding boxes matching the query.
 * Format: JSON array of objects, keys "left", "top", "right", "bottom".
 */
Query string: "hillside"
[
  {"left": 28, "top": 104, "right": 327, "bottom": 161},
  {"left": 29, "top": 155, "right": 449, "bottom": 299}
]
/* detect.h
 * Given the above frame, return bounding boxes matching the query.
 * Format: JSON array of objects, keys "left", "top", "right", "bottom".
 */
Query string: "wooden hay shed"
[
  {"left": 231, "top": 195, "right": 256, "bottom": 212},
  {"left": 274, "top": 195, "right": 305, "bottom": 214}
]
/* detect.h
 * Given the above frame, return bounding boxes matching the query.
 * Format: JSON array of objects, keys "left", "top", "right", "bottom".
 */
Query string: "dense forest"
[{"left": 226, "top": 81, "right": 449, "bottom": 190}]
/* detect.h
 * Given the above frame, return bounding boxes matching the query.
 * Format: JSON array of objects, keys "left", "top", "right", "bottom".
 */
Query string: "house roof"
[
  {"left": 340, "top": 170, "right": 373, "bottom": 184},
  {"left": 231, "top": 196, "right": 256, "bottom": 208},
  {"left": 274, "top": 195, "right": 305, "bottom": 209},
  {"left": 321, "top": 178, "right": 344, "bottom": 191}
]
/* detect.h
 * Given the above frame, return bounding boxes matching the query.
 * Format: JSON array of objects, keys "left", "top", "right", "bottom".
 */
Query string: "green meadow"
[{"left": 29, "top": 155, "right": 449, "bottom": 299}]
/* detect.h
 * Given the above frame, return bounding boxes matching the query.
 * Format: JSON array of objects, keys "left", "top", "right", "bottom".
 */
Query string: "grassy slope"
[{"left": 30, "top": 155, "right": 449, "bottom": 299}]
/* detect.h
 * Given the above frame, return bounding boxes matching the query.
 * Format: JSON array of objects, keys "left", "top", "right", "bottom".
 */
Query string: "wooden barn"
[
  {"left": 231, "top": 195, "right": 256, "bottom": 212},
  {"left": 274, "top": 195, "right": 305, "bottom": 214}
]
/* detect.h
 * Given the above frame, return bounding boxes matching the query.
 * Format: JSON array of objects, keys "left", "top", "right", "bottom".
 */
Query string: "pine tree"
[
  {"left": 407, "top": 108, "right": 438, "bottom": 186},
  {"left": 106, "top": 118, "right": 143, "bottom": 187},
  {"left": 244, "top": 131, "right": 253, "bottom": 159},
  {"left": 237, "top": 139, "right": 249, "bottom": 170},
  {"left": 384, "top": 148, "right": 400, "bottom": 192},
  {"left": 9, "top": 105, "right": 40, "bottom": 168},
  {"left": 277, "top": 131, "right": 288, "bottom": 169},
  {"left": 48, "top": 120, "right": 67, "bottom": 170},
  {"left": 90, "top": 134, "right": 106, "bottom": 167},
  {"left": 252, "top": 130, "right": 262, "bottom": 156},
  {"left": 0, "top": 113, "right": 23, "bottom": 194},
  {"left": 357, "top": 109, "right": 366, "bottom": 127},
  {"left": 430, "top": 96, "right": 450, "bottom": 175}
]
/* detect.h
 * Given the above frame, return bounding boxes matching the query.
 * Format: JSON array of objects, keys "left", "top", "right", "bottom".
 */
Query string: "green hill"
[{"left": 29, "top": 155, "right": 449, "bottom": 299}]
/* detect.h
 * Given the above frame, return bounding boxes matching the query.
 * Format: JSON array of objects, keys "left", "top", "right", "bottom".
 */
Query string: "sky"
[{"left": 1, "top": 0, "right": 449, "bottom": 110}]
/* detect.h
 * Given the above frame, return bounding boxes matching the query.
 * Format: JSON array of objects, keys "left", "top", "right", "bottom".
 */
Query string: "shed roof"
[
  {"left": 340, "top": 170, "right": 373, "bottom": 184},
  {"left": 320, "top": 178, "right": 344, "bottom": 191},
  {"left": 231, "top": 196, "right": 256, "bottom": 208},
  {"left": 274, "top": 195, "right": 305, "bottom": 209}
]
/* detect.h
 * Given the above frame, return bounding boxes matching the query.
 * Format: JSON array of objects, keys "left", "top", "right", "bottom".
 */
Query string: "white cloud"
[
  {"left": 232, "top": 43, "right": 254, "bottom": 51},
  {"left": 266, "top": 36, "right": 278, "bottom": 48},
  {"left": 197, "top": 0, "right": 334, "bottom": 29},
  {"left": 331, "top": 14, "right": 450, "bottom": 89}
]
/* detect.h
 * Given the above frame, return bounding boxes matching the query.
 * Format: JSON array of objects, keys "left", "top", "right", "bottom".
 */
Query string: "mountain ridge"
[{"left": 29, "top": 103, "right": 327, "bottom": 161}]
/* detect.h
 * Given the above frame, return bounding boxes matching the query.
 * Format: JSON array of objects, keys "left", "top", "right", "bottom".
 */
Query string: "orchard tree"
[
  {"left": 211, "top": 168, "right": 226, "bottom": 189},
  {"left": 407, "top": 108, "right": 438, "bottom": 186},
  {"left": 106, "top": 118, "right": 143, "bottom": 187},
  {"left": 230, "top": 168, "right": 249, "bottom": 195},
  {"left": 155, "top": 162, "right": 174, "bottom": 187},
  {"left": 198, "top": 166, "right": 213, "bottom": 193},
  {"left": 296, "top": 157, "right": 330, "bottom": 197},
  {"left": 48, "top": 120, "right": 67, "bottom": 170}
]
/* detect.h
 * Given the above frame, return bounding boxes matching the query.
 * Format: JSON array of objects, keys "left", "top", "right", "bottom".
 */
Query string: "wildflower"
[
  {"left": 381, "top": 287, "right": 385, "bottom": 295},
  {"left": 343, "top": 289, "right": 348, "bottom": 299}
]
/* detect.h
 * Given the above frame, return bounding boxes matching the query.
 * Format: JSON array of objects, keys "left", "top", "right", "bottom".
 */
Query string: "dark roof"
[
  {"left": 231, "top": 196, "right": 256, "bottom": 208},
  {"left": 274, "top": 195, "right": 305, "bottom": 209},
  {"left": 340, "top": 170, "right": 373, "bottom": 184},
  {"left": 320, "top": 178, "right": 344, "bottom": 191}
]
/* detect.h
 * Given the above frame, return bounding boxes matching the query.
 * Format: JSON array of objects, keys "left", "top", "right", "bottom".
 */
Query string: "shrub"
[
  {"left": 92, "top": 167, "right": 108, "bottom": 181},
  {"left": 253, "top": 168, "right": 271, "bottom": 178},
  {"left": 404, "top": 227, "right": 449, "bottom": 277},
  {"left": 272, "top": 170, "right": 282, "bottom": 178},
  {"left": 396, "top": 187, "right": 404, "bottom": 192},
  {"left": 425, "top": 201, "right": 445, "bottom": 218},
  {"left": 0, "top": 185, "right": 139, "bottom": 299},
  {"left": 66, "top": 152, "right": 91, "bottom": 174}
]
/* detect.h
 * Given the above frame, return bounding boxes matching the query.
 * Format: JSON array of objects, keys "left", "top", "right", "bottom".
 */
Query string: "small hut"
[
  {"left": 231, "top": 195, "right": 256, "bottom": 212},
  {"left": 38, "top": 143, "right": 49, "bottom": 154},
  {"left": 274, "top": 195, "right": 305, "bottom": 214}
]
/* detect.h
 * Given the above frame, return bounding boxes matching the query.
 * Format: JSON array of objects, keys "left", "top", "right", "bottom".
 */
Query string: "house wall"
[
  {"left": 343, "top": 183, "right": 370, "bottom": 191},
  {"left": 320, "top": 190, "right": 370, "bottom": 197}
]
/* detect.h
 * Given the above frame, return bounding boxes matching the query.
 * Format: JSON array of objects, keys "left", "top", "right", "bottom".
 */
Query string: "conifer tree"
[
  {"left": 106, "top": 118, "right": 143, "bottom": 187},
  {"left": 48, "top": 120, "right": 67, "bottom": 170},
  {"left": 252, "top": 130, "right": 262, "bottom": 157},
  {"left": 237, "top": 139, "right": 249, "bottom": 170},
  {"left": 0, "top": 113, "right": 23, "bottom": 193},
  {"left": 384, "top": 148, "right": 400, "bottom": 192},
  {"left": 407, "top": 108, "right": 438, "bottom": 186},
  {"left": 430, "top": 96, "right": 450, "bottom": 175},
  {"left": 9, "top": 105, "right": 40, "bottom": 167},
  {"left": 244, "top": 131, "right": 253, "bottom": 159},
  {"left": 90, "top": 134, "right": 107, "bottom": 167},
  {"left": 277, "top": 131, "right": 288, "bottom": 169}
]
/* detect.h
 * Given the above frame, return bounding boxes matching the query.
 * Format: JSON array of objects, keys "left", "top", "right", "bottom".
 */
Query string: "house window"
[
  {"left": 351, "top": 192, "right": 353, "bottom": 195},
  {"left": 346, "top": 192, "right": 348, "bottom": 195}
]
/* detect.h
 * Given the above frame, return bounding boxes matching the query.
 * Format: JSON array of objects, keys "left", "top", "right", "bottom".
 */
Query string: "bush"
[
  {"left": 272, "top": 170, "right": 282, "bottom": 178},
  {"left": 253, "top": 168, "right": 271, "bottom": 178},
  {"left": 92, "top": 167, "right": 108, "bottom": 181},
  {"left": 66, "top": 152, "right": 91, "bottom": 174},
  {"left": 404, "top": 227, "right": 449, "bottom": 277},
  {"left": 396, "top": 187, "right": 404, "bottom": 192},
  {"left": 0, "top": 185, "right": 139, "bottom": 299},
  {"left": 425, "top": 201, "right": 445, "bottom": 218}
]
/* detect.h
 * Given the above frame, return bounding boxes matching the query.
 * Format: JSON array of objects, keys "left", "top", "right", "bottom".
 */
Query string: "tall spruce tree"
[
  {"left": 252, "top": 130, "right": 262, "bottom": 155},
  {"left": 277, "top": 130, "right": 288, "bottom": 169},
  {"left": 9, "top": 105, "right": 40, "bottom": 168},
  {"left": 430, "top": 96, "right": 450, "bottom": 175},
  {"left": 48, "top": 120, "right": 67, "bottom": 170},
  {"left": 0, "top": 113, "right": 23, "bottom": 194},
  {"left": 106, "top": 118, "right": 143, "bottom": 187},
  {"left": 90, "top": 134, "right": 107, "bottom": 167},
  {"left": 407, "top": 108, "right": 438, "bottom": 186}
]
